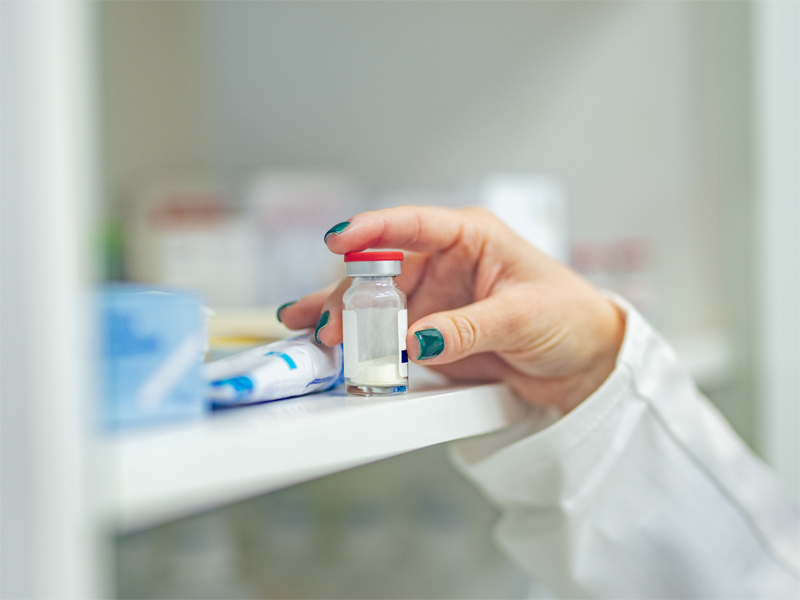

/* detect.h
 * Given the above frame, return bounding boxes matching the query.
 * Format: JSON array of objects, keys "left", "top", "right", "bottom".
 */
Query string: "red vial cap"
[{"left": 344, "top": 251, "right": 404, "bottom": 262}]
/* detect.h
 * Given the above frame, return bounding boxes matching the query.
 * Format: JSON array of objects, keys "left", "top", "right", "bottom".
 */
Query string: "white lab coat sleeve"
[{"left": 450, "top": 296, "right": 800, "bottom": 599}]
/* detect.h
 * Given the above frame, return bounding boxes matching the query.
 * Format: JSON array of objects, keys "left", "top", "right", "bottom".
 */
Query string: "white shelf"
[
  {"left": 100, "top": 330, "right": 733, "bottom": 534},
  {"left": 101, "top": 378, "right": 526, "bottom": 533}
]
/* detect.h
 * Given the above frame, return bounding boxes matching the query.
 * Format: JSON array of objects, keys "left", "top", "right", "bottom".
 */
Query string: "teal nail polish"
[
  {"left": 314, "top": 311, "right": 330, "bottom": 343},
  {"left": 415, "top": 329, "right": 444, "bottom": 360},
  {"left": 324, "top": 221, "right": 350, "bottom": 241},
  {"left": 276, "top": 301, "right": 296, "bottom": 323}
]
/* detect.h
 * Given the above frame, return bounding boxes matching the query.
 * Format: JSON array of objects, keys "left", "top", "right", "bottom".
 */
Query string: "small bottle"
[{"left": 342, "top": 251, "right": 408, "bottom": 396}]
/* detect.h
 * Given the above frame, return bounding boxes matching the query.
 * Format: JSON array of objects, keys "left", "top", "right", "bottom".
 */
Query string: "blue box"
[{"left": 100, "top": 284, "right": 205, "bottom": 428}]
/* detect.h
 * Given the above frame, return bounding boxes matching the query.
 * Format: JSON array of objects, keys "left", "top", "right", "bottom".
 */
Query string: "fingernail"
[
  {"left": 415, "top": 328, "right": 445, "bottom": 360},
  {"left": 276, "top": 301, "right": 296, "bottom": 323},
  {"left": 324, "top": 221, "right": 350, "bottom": 242},
  {"left": 314, "top": 311, "right": 330, "bottom": 343}
]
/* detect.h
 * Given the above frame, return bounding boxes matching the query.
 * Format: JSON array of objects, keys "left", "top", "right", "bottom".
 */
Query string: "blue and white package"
[
  {"left": 100, "top": 284, "right": 205, "bottom": 428},
  {"left": 205, "top": 333, "right": 343, "bottom": 407}
]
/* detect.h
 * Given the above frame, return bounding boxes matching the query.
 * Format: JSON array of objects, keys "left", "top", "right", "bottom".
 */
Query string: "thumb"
[{"left": 407, "top": 293, "right": 522, "bottom": 365}]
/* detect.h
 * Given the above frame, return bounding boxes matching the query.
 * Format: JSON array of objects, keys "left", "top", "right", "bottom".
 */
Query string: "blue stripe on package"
[
  {"left": 205, "top": 333, "right": 343, "bottom": 408},
  {"left": 100, "top": 284, "right": 205, "bottom": 428}
]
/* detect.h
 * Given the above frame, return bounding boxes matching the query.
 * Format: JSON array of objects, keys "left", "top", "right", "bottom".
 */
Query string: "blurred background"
[{"left": 2, "top": 1, "right": 797, "bottom": 598}]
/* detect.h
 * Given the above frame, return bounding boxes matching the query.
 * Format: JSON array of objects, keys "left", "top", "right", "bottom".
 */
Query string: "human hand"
[{"left": 278, "top": 206, "right": 625, "bottom": 414}]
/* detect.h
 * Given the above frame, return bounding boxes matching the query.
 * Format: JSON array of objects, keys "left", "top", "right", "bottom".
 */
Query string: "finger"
[
  {"left": 324, "top": 205, "right": 498, "bottom": 255},
  {"left": 313, "top": 277, "right": 351, "bottom": 346},
  {"left": 426, "top": 352, "right": 517, "bottom": 383},
  {"left": 277, "top": 281, "right": 338, "bottom": 330},
  {"left": 393, "top": 251, "right": 431, "bottom": 299},
  {"left": 406, "top": 292, "right": 524, "bottom": 365}
]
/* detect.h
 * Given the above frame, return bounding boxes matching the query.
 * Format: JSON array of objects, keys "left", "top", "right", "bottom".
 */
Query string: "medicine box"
[{"left": 100, "top": 284, "right": 205, "bottom": 428}]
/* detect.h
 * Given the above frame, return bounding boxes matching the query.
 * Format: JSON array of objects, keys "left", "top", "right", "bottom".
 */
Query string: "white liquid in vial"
[{"left": 349, "top": 356, "right": 403, "bottom": 386}]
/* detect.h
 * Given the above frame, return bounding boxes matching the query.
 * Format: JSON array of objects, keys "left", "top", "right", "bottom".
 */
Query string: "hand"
[{"left": 278, "top": 206, "right": 625, "bottom": 414}]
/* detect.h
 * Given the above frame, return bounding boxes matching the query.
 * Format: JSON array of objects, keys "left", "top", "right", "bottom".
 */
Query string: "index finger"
[{"left": 324, "top": 205, "right": 489, "bottom": 254}]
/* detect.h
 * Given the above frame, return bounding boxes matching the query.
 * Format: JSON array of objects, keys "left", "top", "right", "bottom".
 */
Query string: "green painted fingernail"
[
  {"left": 276, "top": 301, "right": 296, "bottom": 323},
  {"left": 314, "top": 311, "right": 330, "bottom": 343},
  {"left": 415, "top": 329, "right": 444, "bottom": 360},
  {"left": 324, "top": 221, "right": 350, "bottom": 241}
]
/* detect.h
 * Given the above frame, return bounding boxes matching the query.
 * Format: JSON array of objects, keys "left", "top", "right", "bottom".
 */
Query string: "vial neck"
[{"left": 352, "top": 276, "right": 394, "bottom": 283}]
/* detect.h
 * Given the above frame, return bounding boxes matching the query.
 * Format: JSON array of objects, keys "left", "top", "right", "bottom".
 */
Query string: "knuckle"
[
  {"left": 458, "top": 206, "right": 503, "bottom": 241},
  {"left": 459, "top": 205, "right": 493, "bottom": 222},
  {"left": 448, "top": 313, "right": 479, "bottom": 354}
]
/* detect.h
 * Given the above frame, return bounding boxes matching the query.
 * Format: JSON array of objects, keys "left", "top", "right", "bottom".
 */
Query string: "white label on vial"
[
  {"left": 398, "top": 309, "right": 408, "bottom": 377},
  {"left": 342, "top": 310, "right": 358, "bottom": 379}
]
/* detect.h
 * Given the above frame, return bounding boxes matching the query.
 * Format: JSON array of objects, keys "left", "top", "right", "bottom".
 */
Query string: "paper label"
[
  {"left": 342, "top": 310, "right": 358, "bottom": 379},
  {"left": 398, "top": 309, "right": 408, "bottom": 377}
]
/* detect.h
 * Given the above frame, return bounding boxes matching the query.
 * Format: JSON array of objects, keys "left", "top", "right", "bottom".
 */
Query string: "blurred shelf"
[
  {"left": 100, "top": 378, "right": 527, "bottom": 533},
  {"left": 99, "top": 330, "right": 731, "bottom": 533}
]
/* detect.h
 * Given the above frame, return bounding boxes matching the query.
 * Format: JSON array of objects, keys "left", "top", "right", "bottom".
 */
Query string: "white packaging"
[
  {"left": 246, "top": 171, "right": 357, "bottom": 304},
  {"left": 204, "top": 333, "right": 343, "bottom": 406}
]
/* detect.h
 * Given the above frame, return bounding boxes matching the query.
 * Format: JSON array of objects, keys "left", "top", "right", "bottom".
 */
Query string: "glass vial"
[{"left": 342, "top": 251, "right": 408, "bottom": 396}]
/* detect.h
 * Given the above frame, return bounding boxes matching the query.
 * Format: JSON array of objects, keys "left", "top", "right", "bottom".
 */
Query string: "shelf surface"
[
  {"left": 101, "top": 375, "right": 527, "bottom": 532},
  {"left": 100, "top": 330, "right": 730, "bottom": 533}
]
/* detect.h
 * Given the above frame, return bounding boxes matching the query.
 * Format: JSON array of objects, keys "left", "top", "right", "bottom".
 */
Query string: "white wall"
[
  {"left": 753, "top": 0, "right": 799, "bottom": 500},
  {"left": 207, "top": 2, "right": 723, "bottom": 338},
  {"left": 103, "top": 1, "right": 214, "bottom": 204}
]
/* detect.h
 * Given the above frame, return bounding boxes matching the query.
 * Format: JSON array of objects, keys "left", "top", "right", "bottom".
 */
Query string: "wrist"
[{"left": 561, "top": 298, "right": 626, "bottom": 413}]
